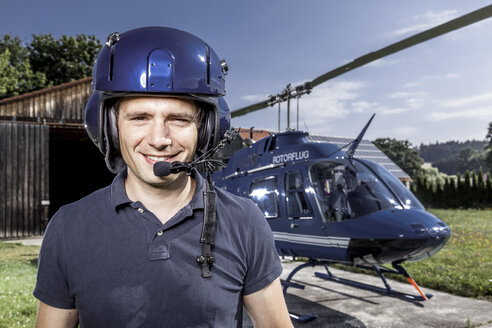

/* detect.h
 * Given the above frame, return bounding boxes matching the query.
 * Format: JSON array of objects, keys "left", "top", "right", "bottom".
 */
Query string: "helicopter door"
[{"left": 285, "top": 171, "right": 313, "bottom": 223}]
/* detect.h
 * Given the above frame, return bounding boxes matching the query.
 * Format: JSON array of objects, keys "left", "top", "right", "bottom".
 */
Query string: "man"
[{"left": 34, "top": 27, "right": 293, "bottom": 327}]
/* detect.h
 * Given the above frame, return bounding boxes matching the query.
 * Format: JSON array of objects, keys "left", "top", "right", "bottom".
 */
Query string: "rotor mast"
[{"left": 266, "top": 82, "right": 312, "bottom": 130}]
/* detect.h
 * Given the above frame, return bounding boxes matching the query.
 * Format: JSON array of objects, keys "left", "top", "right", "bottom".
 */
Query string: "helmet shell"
[
  {"left": 84, "top": 26, "right": 230, "bottom": 173},
  {"left": 93, "top": 26, "right": 225, "bottom": 95}
]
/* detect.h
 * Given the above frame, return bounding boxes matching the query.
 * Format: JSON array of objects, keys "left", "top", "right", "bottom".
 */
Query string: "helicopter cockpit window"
[
  {"left": 249, "top": 177, "right": 279, "bottom": 219},
  {"left": 286, "top": 172, "right": 312, "bottom": 219},
  {"left": 358, "top": 159, "right": 424, "bottom": 210},
  {"left": 309, "top": 161, "right": 400, "bottom": 222}
]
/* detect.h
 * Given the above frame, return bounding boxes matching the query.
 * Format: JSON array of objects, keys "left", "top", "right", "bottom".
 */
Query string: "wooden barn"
[{"left": 0, "top": 78, "right": 114, "bottom": 239}]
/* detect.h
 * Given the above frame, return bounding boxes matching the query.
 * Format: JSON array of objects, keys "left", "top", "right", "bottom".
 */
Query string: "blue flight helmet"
[{"left": 84, "top": 26, "right": 231, "bottom": 173}]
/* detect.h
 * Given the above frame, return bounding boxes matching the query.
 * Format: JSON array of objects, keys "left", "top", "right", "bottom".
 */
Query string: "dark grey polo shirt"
[{"left": 34, "top": 171, "right": 282, "bottom": 327}]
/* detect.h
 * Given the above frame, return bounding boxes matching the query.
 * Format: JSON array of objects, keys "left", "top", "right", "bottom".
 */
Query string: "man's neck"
[{"left": 124, "top": 171, "right": 196, "bottom": 224}]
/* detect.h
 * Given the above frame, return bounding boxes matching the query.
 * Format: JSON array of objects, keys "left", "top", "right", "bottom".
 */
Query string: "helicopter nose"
[
  {"left": 404, "top": 220, "right": 451, "bottom": 262},
  {"left": 347, "top": 210, "right": 451, "bottom": 265},
  {"left": 429, "top": 221, "right": 451, "bottom": 239},
  {"left": 409, "top": 220, "right": 451, "bottom": 240}
]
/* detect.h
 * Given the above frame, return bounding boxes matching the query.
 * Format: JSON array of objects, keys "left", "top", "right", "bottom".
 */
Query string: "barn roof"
[{"left": 0, "top": 77, "right": 91, "bottom": 126}]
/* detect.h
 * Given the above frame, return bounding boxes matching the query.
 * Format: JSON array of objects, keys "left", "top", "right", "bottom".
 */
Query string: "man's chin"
[{"left": 149, "top": 171, "right": 189, "bottom": 186}]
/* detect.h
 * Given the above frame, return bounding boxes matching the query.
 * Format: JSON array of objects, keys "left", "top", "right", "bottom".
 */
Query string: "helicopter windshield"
[
  {"left": 357, "top": 159, "right": 424, "bottom": 210},
  {"left": 309, "top": 160, "right": 413, "bottom": 222}
]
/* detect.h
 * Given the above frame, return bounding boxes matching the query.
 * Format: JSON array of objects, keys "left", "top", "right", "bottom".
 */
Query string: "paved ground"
[
  {"left": 243, "top": 260, "right": 492, "bottom": 328},
  {"left": 4, "top": 237, "right": 43, "bottom": 246},
  {"left": 8, "top": 239, "right": 491, "bottom": 327}
]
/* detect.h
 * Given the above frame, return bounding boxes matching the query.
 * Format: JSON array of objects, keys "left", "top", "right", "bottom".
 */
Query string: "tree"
[
  {"left": 485, "top": 122, "right": 492, "bottom": 172},
  {"left": 456, "top": 146, "right": 485, "bottom": 174},
  {"left": 0, "top": 35, "right": 46, "bottom": 98},
  {"left": 0, "top": 33, "right": 102, "bottom": 99},
  {"left": 28, "top": 34, "right": 102, "bottom": 86},
  {"left": 420, "top": 166, "right": 449, "bottom": 186},
  {"left": 433, "top": 155, "right": 458, "bottom": 175},
  {"left": 373, "top": 138, "right": 424, "bottom": 179}
]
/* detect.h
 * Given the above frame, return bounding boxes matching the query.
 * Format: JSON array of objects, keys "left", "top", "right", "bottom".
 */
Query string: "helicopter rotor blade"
[
  {"left": 230, "top": 100, "right": 270, "bottom": 118},
  {"left": 231, "top": 4, "right": 492, "bottom": 118},
  {"left": 309, "top": 4, "right": 492, "bottom": 88}
]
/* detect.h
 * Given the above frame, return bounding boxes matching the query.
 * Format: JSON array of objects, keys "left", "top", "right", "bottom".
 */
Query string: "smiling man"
[{"left": 33, "top": 27, "right": 292, "bottom": 328}]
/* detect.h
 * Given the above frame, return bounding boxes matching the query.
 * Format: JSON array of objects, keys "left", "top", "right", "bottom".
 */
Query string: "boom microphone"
[
  {"left": 153, "top": 161, "right": 193, "bottom": 177},
  {"left": 153, "top": 161, "right": 172, "bottom": 177},
  {"left": 153, "top": 129, "right": 239, "bottom": 177}
]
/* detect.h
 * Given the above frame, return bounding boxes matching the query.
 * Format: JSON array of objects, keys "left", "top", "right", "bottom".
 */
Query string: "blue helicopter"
[
  {"left": 211, "top": 4, "right": 492, "bottom": 311},
  {"left": 213, "top": 115, "right": 449, "bottom": 304}
]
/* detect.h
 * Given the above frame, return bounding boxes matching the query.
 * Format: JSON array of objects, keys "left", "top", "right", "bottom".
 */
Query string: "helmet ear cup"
[
  {"left": 103, "top": 105, "right": 126, "bottom": 173},
  {"left": 196, "top": 108, "right": 215, "bottom": 156}
]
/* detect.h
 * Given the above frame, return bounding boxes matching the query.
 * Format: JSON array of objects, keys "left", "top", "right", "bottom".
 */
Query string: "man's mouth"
[{"left": 145, "top": 154, "right": 173, "bottom": 162}]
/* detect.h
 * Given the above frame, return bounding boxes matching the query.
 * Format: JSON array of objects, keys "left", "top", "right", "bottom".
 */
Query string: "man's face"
[{"left": 117, "top": 96, "right": 199, "bottom": 188}]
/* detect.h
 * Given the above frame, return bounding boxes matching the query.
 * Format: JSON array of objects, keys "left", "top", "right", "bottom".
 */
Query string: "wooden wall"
[{"left": 0, "top": 123, "right": 49, "bottom": 238}]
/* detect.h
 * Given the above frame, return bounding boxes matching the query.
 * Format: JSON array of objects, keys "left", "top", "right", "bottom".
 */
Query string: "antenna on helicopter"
[
  {"left": 346, "top": 113, "right": 376, "bottom": 159},
  {"left": 322, "top": 113, "right": 375, "bottom": 159}
]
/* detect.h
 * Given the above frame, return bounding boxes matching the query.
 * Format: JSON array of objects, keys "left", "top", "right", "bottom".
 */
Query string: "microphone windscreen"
[{"left": 153, "top": 161, "right": 172, "bottom": 177}]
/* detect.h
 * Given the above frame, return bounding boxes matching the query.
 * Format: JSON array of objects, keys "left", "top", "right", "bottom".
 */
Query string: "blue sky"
[{"left": 2, "top": 0, "right": 492, "bottom": 146}]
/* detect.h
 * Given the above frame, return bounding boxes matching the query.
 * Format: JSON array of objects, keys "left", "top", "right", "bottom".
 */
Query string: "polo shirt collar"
[{"left": 110, "top": 169, "right": 206, "bottom": 211}]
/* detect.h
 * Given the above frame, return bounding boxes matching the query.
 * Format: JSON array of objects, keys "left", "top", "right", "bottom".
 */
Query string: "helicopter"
[{"left": 210, "top": 3, "right": 492, "bottom": 318}]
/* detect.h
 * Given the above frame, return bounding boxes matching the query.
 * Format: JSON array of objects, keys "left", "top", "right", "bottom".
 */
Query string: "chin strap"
[
  {"left": 196, "top": 172, "right": 217, "bottom": 278},
  {"left": 194, "top": 129, "right": 239, "bottom": 278}
]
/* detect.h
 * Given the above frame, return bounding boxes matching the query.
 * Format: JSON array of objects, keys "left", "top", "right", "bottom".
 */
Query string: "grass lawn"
[
  {"left": 404, "top": 209, "right": 492, "bottom": 301},
  {"left": 0, "top": 208, "right": 490, "bottom": 326},
  {"left": 0, "top": 242, "right": 39, "bottom": 328}
]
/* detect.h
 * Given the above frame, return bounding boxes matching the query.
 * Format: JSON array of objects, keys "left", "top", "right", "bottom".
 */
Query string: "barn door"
[{"left": 0, "top": 123, "right": 49, "bottom": 238}]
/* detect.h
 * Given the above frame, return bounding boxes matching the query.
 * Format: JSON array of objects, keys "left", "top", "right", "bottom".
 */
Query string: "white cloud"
[
  {"left": 428, "top": 106, "right": 492, "bottom": 121},
  {"left": 298, "top": 80, "right": 366, "bottom": 119},
  {"left": 422, "top": 73, "right": 460, "bottom": 81},
  {"left": 387, "top": 91, "right": 428, "bottom": 109},
  {"left": 366, "top": 58, "right": 404, "bottom": 68},
  {"left": 241, "top": 94, "right": 269, "bottom": 102},
  {"left": 393, "top": 126, "right": 418, "bottom": 137},
  {"left": 379, "top": 107, "right": 409, "bottom": 115},
  {"left": 294, "top": 81, "right": 367, "bottom": 132},
  {"left": 402, "top": 73, "right": 458, "bottom": 89},
  {"left": 435, "top": 92, "right": 492, "bottom": 108},
  {"left": 444, "top": 73, "right": 460, "bottom": 80},
  {"left": 391, "top": 10, "right": 458, "bottom": 37},
  {"left": 388, "top": 91, "right": 426, "bottom": 99},
  {"left": 351, "top": 101, "right": 378, "bottom": 113},
  {"left": 403, "top": 81, "right": 422, "bottom": 88}
]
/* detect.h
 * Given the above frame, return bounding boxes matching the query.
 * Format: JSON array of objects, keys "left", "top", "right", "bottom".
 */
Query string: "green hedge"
[{"left": 411, "top": 170, "right": 492, "bottom": 208}]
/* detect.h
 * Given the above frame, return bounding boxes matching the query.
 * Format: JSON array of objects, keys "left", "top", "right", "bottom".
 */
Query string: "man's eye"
[
  {"left": 169, "top": 118, "right": 193, "bottom": 125},
  {"left": 131, "top": 116, "right": 147, "bottom": 121}
]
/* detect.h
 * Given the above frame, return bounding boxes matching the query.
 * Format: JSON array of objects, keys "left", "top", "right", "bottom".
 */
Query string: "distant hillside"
[
  {"left": 419, "top": 140, "right": 486, "bottom": 163},
  {"left": 418, "top": 140, "right": 487, "bottom": 175}
]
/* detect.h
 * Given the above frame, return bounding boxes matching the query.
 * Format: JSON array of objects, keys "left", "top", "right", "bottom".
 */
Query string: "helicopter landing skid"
[{"left": 282, "top": 259, "right": 433, "bottom": 304}]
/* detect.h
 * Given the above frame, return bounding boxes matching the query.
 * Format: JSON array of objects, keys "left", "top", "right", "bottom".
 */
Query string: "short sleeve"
[
  {"left": 33, "top": 211, "right": 76, "bottom": 309},
  {"left": 242, "top": 201, "right": 282, "bottom": 295}
]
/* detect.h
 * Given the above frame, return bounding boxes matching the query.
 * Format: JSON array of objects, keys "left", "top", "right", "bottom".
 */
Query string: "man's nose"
[{"left": 147, "top": 119, "right": 172, "bottom": 149}]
